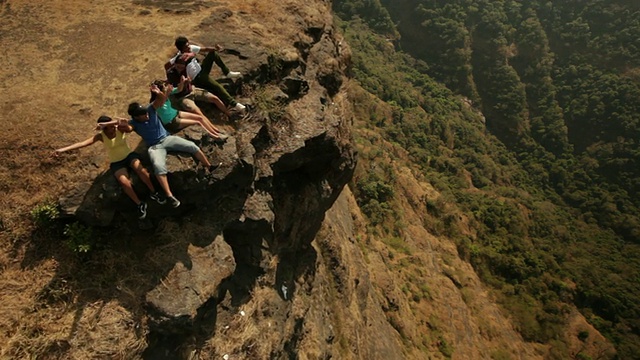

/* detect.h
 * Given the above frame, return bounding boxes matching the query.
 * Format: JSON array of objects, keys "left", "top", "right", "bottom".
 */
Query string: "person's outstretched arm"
[
  {"left": 177, "top": 75, "right": 190, "bottom": 93},
  {"left": 150, "top": 84, "right": 169, "bottom": 110},
  {"left": 195, "top": 44, "right": 222, "bottom": 53},
  {"left": 52, "top": 133, "right": 101, "bottom": 157}
]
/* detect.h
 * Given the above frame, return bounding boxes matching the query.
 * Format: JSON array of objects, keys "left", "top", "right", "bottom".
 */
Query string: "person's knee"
[
  {"left": 153, "top": 163, "right": 168, "bottom": 175},
  {"left": 149, "top": 157, "right": 168, "bottom": 175},
  {"left": 133, "top": 166, "right": 148, "bottom": 176},
  {"left": 187, "top": 143, "right": 200, "bottom": 154},
  {"left": 116, "top": 175, "right": 131, "bottom": 187},
  {"left": 130, "top": 159, "right": 142, "bottom": 170},
  {"left": 148, "top": 149, "right": 168, "bottom": 174}
]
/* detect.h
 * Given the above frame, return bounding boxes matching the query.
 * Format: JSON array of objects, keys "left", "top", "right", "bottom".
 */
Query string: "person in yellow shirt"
[{"left": 52, "top": 116, "right": 165, "bottom": 219}]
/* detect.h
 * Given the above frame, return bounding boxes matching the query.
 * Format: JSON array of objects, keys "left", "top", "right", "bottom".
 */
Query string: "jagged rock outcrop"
[
  {"left": 145, "top": 236, "right": 235, "bottom": 332},
  {"left": 59, "top": 0, "right": 359, "bottom": 353}
]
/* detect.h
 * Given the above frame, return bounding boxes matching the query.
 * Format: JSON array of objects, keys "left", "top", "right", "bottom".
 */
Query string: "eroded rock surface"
[{"left": 60, "top": 2, "right": 357, "bottom": 346}]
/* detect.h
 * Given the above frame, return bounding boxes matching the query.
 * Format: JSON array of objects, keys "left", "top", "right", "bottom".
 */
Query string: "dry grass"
[{"left": 0, "top": 0, "right": 317, "bottom": 357}]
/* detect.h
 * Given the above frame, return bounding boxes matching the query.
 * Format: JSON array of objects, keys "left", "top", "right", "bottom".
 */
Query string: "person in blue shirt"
[{"left": 128, "top": 83, "right": 221, "bottom": 208}]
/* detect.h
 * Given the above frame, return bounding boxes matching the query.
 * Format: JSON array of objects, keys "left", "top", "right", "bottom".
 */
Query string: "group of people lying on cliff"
[{"left": 53, "top": 36, "right": 246, "bottom": 220}]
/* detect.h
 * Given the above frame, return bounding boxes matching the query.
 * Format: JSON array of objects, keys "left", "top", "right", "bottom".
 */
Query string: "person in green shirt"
[{"left": 150, "top": 79, "right": 229, "bottom": 142}]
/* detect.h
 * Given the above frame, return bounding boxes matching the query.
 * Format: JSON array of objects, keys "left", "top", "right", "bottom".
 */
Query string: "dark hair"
[
  {"left": 151, "top": 79, "right": 166, "bottom": 88},
  {"left": 97, "top": 115, "right": 112, "bottom": 123},
  {"left": 166, "top": 68, "right": 181, "bottom": 86},
  {"left": 149, "top": 80, "right": 167, "bottom": 102},
  {"left": 128, "top": 102, "right": 147, "bottom": 117},
  {"left": 174, "top": 36, "right": 189, "bottom": 51}
]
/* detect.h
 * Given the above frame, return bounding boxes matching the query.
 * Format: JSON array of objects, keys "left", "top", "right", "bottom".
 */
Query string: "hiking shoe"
[
  {"left": 208, "top": 162, "right": 223, "bottom": 173},
  {"left": 233, "top": 103, "right": 246, "bottom": 113},
  {"left": 137, "top": 201, "right": 148, "bottom": 219},
  {"left": 149, "top": 192, "right": 166, "bottom": 205},
  {"left": 225, "top": 71, "right": 242, "bottom": 79},
  {"left": 167, "top": 196, "right": 181, "bottom": 208}
]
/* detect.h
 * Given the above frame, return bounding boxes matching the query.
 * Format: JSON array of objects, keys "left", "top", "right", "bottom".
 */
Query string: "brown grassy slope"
[
  {"left": 0, "top": 0, "right": 316, "bottom": 357},
  {"left": 343, "top": 81, "right": 615, "bottom": 359}
]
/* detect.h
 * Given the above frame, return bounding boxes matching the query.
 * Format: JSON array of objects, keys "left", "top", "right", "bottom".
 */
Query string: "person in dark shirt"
[{"left": 164, "top": 36, "right": 246, "bottom": 113}]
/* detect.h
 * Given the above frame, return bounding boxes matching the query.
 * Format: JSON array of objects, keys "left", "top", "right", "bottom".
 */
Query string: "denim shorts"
[{"left": 147, "top": 136, "right": 200, "bottom": 175}]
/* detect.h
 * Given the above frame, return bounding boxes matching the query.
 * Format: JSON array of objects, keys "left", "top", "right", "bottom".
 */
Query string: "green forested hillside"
[{"left": 333, "top": 0, "right": 640, "bottom": 358}]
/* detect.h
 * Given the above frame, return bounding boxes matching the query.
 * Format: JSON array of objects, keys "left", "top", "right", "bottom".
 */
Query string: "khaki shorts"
[
  {"left": 162, "top": 116, "right": 182, "bottom": 133},
  {"left": 170, "top": 88, "right": 210, "bottom": 112}
]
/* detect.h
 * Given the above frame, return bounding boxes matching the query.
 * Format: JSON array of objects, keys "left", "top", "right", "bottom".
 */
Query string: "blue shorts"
[{"left": 109, "top": 152, "right": 142, "bottom": 173}]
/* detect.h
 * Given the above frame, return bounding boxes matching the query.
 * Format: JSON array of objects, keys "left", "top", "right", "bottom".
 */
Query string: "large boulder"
[{"left": 145, "top": 236, "right": 236, "bottom": 333}]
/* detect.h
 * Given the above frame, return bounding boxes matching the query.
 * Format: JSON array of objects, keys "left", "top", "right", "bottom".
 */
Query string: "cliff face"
[{"left": 53, "top": 0, "right": 363, "bottom": 357}]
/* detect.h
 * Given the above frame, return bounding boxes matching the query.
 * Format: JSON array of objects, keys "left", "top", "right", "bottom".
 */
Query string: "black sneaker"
[
  {"left": 137, "top": 202, "right": 148, "bottom": 219},
  {"left": 208, "top": 162, "right": 223, "bottom": 173},
  {"left": 167, "top": 196, "right": 181, "bottom": 208},
  {"left": 150, "top": 192, "right": 166, "bottom": 205}
]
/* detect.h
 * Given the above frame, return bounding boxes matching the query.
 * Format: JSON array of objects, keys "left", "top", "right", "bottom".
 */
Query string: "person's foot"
[
  {"left": 225, "top": 71, "right": 242, "bottom": 79},
  {"left": 149, "top": 192, "right": 166, "bottom": 205},
  {"left": 167, "top": 196, "right": 181, "bottom": 208},
  {"left": 233, "top": 103, "right": 246, "bottom": 113},
  {"left": 213, "top": 133, "right": 229, "bottom": 143},
  {"left": 208, "top": 162, "right": 223, "bottom": 173},
  {"left": 137, "top": 201, "right": 148, "bottom": 219}
]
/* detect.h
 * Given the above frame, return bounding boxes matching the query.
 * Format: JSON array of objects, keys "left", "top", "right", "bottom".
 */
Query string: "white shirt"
[{"left": 170, "top": 45, "right": 202, "bottom": 79}]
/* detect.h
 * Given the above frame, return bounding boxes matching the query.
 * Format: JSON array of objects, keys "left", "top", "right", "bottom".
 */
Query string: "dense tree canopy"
[{"left": 335, "top": 0, "right": 640, "bottom": 358}]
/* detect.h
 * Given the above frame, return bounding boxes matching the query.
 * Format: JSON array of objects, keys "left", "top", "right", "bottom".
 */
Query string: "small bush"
[
  {"left": 576, "top": 352, "right": 592, "bottom": 360},
  {"left": 63, "top": 222, "right": 93, "bottom": 253},
  {"left": 438, "top": 335, "right": 454, "bottom": 358},
  {"left": 578, "top": 330, "right": 589, "bottom": 342},
  {"left": 30, "top": 202, "right": 59, "bottom": 228}
]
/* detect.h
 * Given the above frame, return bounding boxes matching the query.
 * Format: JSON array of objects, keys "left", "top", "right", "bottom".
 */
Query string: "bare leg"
[
  {"left": 114, "top": 168, "right": 141, "bottom": 205},
  {"left": 130, "top": 158, "right": 156, "bottom": 193},
  {"left": 179, "top": 111, "right": 222, "bottom": 136},
  {"left": 193, "top": 149, "right": 212, "bottom": 167},
  {"left": 155, "top": 174, "right": 173, "bottom": 198},
  {"left": 176, "top": 118, "right": 217, "bottom": 137},
  {"left": 203, "top": 93, "right": 231, "bottom": 117}
]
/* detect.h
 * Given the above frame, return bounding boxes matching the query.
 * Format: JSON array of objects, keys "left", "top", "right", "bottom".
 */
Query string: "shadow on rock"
[{"left": 19, "top": 151, "right": 255, "bottom": 358}]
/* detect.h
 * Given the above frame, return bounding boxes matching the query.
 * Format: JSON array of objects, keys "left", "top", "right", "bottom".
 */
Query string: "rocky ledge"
[{"left": 58, "top": 16, "right": 356, "bottom": 337}]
